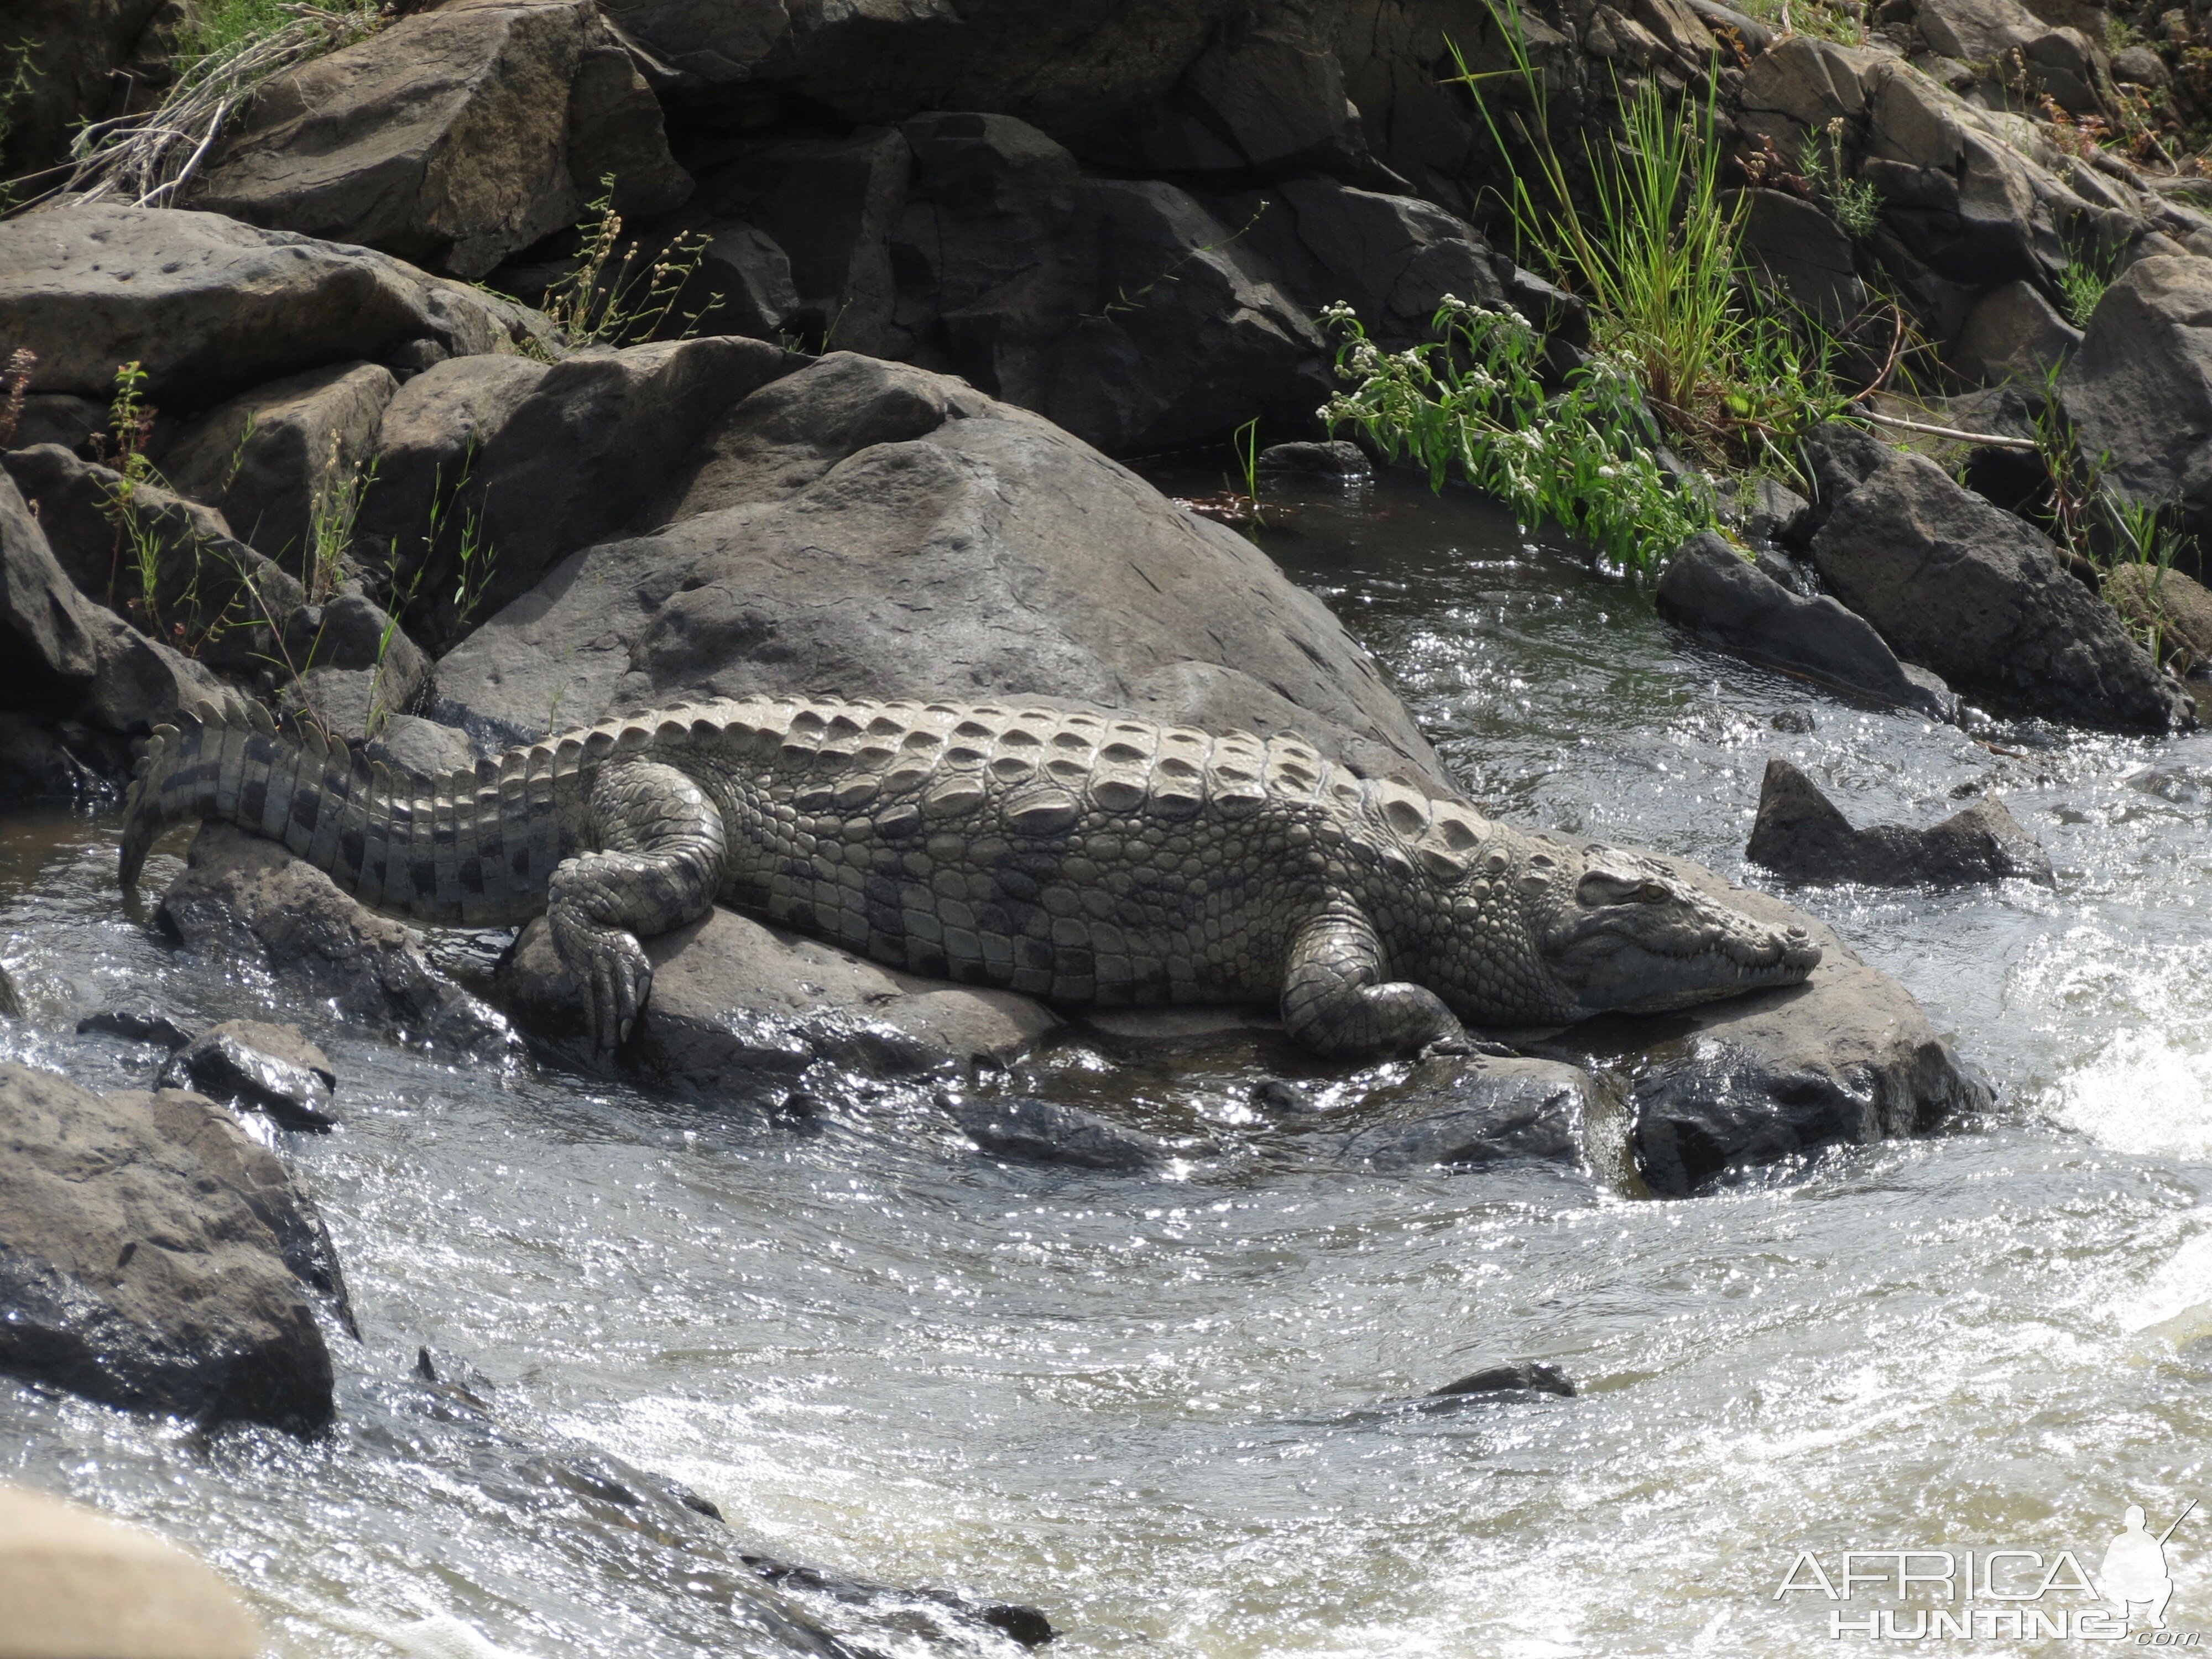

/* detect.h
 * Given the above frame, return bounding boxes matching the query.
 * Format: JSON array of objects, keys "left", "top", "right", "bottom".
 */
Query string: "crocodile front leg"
[
  {"left": 1280, "top": 904, "right": 1467, "bottom": 1059},
  {"left": 547, "top": 760, "right": 728, "bottom": 1050}
]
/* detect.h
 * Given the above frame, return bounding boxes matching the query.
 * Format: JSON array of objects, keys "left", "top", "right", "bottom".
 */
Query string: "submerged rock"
[
  {"left": 75, "top": 1006, "right": 191, "bottom": 1049},
  {"left": 1427, "top": 1361, "right": 1578, "bottom": 1401},
  {"left": 1257, "top": 439, "right": 1370, "bottom": 477},
  {"left": 158, "top": 823, "right": 511, "bottom": 1054},
  {"left": 158, "top": 1020, "right": 340, "bottom": 1132},
  {"left": 1655, "top": 531, "right": 1954, "bottom": 719},
  {"left": 939, "top": 1092, "right": 1169, "bottom": 1171},
  {"left": 1317, "top": 1054, "right": 1597, "bottom": 1172},
  {"left": 0, "top": 1062, "right": 338, "bottom": 1430},
  {"left": 1746, "top": 756, "right": 2056, "bottom": 887}
]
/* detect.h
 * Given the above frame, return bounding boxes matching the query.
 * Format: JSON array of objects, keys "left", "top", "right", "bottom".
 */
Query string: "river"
[{"left": 5, "top": 468, "right": 2210, "bottom": 1656}]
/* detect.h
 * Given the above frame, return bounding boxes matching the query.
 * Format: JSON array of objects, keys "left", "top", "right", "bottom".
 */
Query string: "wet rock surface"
[
  {"left": 157, "top": 1020, "right": 340, "bottom": 1132},
  {"left": 0, "top": 1062, "right": 340, "bottom": 1431},
  {"left": 158, "top": 823, "right": 511, "bottom": 1054},
  {"left": 1426, "top": 1361, "right": 1579, "bottom": 1401},
  {"left": 938, "top": 1092, "right": 1170, "bottom": 1171},
  {"left": 1313, "top": 1054, "right": 1598, "bottom": 1172},
  {"left": 1747, "top": 755, "right": 2056, "bottom": 888}
]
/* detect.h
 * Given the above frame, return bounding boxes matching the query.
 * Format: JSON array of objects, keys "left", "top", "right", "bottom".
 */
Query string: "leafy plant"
[
  {"left": 1231, "top": 416, "right": 1263, "bottom": 526},
  {"left": 1444, "top": 7, "right": 1852, "bottom": 471},
  {"left": 305, "top": 432, "right": 375, "bottom": 602},
  {"left": 539, "top": 176, "right": 717, "bottom": 348},
  {"left": 431, "top": 436, "right": 499, "bottom": 631},
  {"left": 2057, "top": 234, "right": 2118, "bottom": 327},
  {"left": 1802, "top": 118, "right": 1884, "bottom": 239},
  {"left": 1322, "top": 298, "right": 1712, "bottom": 573}
]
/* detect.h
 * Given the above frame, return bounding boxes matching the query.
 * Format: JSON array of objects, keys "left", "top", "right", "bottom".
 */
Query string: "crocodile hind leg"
[
  {"left": 547, "top": 760, "right": 728, "bottom": 1051},
  {"left": 1280, "top": 904, "right": 1468, "bottom": 1060}
]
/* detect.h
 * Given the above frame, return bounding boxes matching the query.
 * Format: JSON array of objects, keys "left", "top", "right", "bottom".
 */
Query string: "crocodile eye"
[{"left": 1637, "top": 879, "right": 1670, "bottom": 902}]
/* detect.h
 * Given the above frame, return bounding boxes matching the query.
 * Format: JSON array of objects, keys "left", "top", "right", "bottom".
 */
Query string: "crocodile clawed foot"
[
  {"left": 549, "top": 909, "right": 654, "bottom": 1052},
  {"left": 1417, "top": 1035, "right": 1519, "bottom": 1063}
]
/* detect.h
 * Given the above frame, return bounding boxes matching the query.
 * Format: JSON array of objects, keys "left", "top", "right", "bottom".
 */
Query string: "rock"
[
  {"left": 740, "top": 1551, "right": 1057, "bottom": 1652},
  {"left": 501, "top": 906, "right": 1060, "bottom": 1082},
  {"left": 2114, "top": 44, "right": 2169, "bottom": 87},
  {"left": 1655, "top": 530, "right": 1956, "bottom": 718},
  {"left": 1745, "top": 755, "right": 2056, "bottom": 885},
  {"left": 1799, "top": 419, "right": 1897, "bottom": 526},
  {"left": 684, "top": 222, "right": 804, "bottom": 341},
  {"left": 1745, "top": 477, "right": 1814, "bottom": 548},
  {"left": 0, "top": 466, "right": 226, "bottom": 737},
  {"left": 1809, "top": 450, "right": 2190, "bottom": 731},
  {"left": 75, "top": 1008, "right": 191, "bottom": 1050},
  {"left": 158, "top": 362, "right": 399, "bottom": 570},
  {"left": 1543, "top": 859, "right": 1991, "bottom": 1195},
  {"left": 940, "top": 1092, "right": 1168, "bottom": 1170},
  {"left": 0, "top": 1484, "right": 260, "bottom": 1659},
  {"left": 356, "top": 335, "right": 798, "bottom": 644},
  {"left": 0, "top": 711, "right": 98, "bottom": 796},
  {"left": 1952, "top": 278, "right": 2082, "bottom": 385},
  {"left": 1, "top": 444, "right": 304, "bottom": 676},
  {"left": 1427, "top": 1361, "right": 1578, "bottom": 1400},
  {"left": 1258, "top": 440, "right": 1370, "bottom": 477},
  {"left": 1914, "top": 0, "right": 2045, "bottom": 62},
  {"left": 274, "top": 593, "right": 430, "bottom": 739},
  {"left": 2105, "top": 561, "right": 2212, "bottom": 675},
  {"left": 190, "top": 0, "right": 690, "bottom": 280},
  {"left": 0, "top": 1062, "right": 337, "bottom": 1430},
  {"left": 9, "top": 393, "right": 105, "bottom": 454},
  {"left": 1739, "top": 188, "right": 1866, "bottom": 330},
  {"left": 431, "top": 353, "right": 1448, "bottom": 791},
  {"left": 0, "top": 205, "right": 544, "bottom": 405},
  {"left": 1126, "top": 20, "right": 1366, "bottom": 175},
  {"left": 157, "top": 823, "right": 512, "bottom": 1053},
  {"left": 0, "top": 2, "right": 176, "bottom": 179},
  {"left": 158, "top": 1020, "right": 339, "bottom": 1133},
  {"left": 1240, "top": 178, "right": 1506, "bottom": 346},
  {"left": 1317, "top": 1054, "right": 1597, "bottom": 1171},
  {"left": 0, "top": 962, "right": 18, "bottom": 1019},
  {"left": 363, "top": 712, "right": 481, "bottom": 778},
  {"left": 2060, "top": 255, "right": 2212, "bottom": 573}
]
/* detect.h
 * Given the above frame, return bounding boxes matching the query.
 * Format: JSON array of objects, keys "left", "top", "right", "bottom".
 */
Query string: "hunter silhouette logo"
[
  {"left": 1775, "top": 1498, "right": 2200, "bottom": 1641},
  {"left": 2101, "top": 1500, "right": 2193, "bottom": 1632}
]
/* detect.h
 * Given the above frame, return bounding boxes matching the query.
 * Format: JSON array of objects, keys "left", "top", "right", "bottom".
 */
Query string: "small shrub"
[
  {"left": 1322, "top": 299, "right": 1712, "bottom": 574},
  {"left": 539, "top": 176, "right": 717, "bottom": 348},
  {"left": 1802, "top": 119, "right": 1884, "bottom": 239}
]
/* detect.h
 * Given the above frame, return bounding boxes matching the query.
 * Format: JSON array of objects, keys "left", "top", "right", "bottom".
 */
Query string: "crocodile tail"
[{"left": 118, "top": 698, "right": 388, "bottom": 894}]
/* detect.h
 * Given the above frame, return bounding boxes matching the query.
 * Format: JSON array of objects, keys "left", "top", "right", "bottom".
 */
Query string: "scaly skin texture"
[{"left": 118, "top": 696, "right": 1821, "bottom": 1056}]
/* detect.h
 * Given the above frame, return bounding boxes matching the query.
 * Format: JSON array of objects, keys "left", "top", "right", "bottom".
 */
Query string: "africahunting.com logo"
[{"left": 1775, "top": 1501, "right": 2199, "bottom": 1642}]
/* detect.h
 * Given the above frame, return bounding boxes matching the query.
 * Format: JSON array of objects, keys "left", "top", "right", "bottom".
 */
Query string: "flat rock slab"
[
  {"left": 1746, "top": 755, "right": 2054, "bottom": 887},
  {"left": 159, "top": 823, "right": 512, "bottom": 1054},
  {"left": 157, "top": 1020, "right": 339, "bottom": 1132},
  {"left": 501, "top": 905, "right": 1062, "bottom": 1086},
  {"left": 0, "top": 1063, "right": 339, "bottom": 1430}
]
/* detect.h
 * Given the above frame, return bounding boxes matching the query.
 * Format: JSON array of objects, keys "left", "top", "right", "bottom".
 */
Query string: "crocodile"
[{"left": 118, "top": 695, "right": 1821, "bottom": 1057}]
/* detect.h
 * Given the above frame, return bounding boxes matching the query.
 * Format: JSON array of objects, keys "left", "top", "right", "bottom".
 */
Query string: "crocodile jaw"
[{"left": 1537, "top": 848, "right": 1822, "bottom": 1017}]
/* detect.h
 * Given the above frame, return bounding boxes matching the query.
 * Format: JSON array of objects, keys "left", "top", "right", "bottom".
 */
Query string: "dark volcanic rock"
[
  {"left": 1428, "top": 1361, "right": 1578, "bottom": 1400},
  {"left": 0, "top": 1062, "right": 338, "bottom": 1430},
  {"left": 158, "top": 823, "right": 511, "bottom": 1053},
  {"left": 1258, "top": 440, "right": 1370, "bottom": 477},
  {"left": 940, "top": 1092, "right": 1168, "bottom": 1171},
  {"left": 158, "top": 1020, "right": 340, "bottom": 1132},
  {"left": 1319, "top": 1055, "right": 1597, "bottom": 1171},
  {"left": 1809, "top": 451, "right": 2191, "bottom": 732},
  {"left": 75, "top": 1008, "right": 191, "bottom": 1050},
  {"left": 188, "top": 0, "right": 689, "bottom": 279},
  {"left": 1545, "top": 858, "right": 1991, "bottom": 1196},
  {"left": 1656, "top": 531, "right": 1954, "bottom": 719},
  {"left": 1746, "top": 756, "right": 2056, "bottom": 887}
]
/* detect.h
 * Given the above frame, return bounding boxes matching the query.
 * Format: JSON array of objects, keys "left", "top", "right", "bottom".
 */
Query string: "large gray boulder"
[
  {"left": 0, "top": 1062, "right": 339, "bottom": 1431},
  {"left": 0, "top": 205, "right": 547, "bottom": 406},
  {"left": 0, "top": 467, "right": 224, "bottom": 735},
  {"left": 1655, "top": 530, "right": 1954, "bottom": 718},
  {"left": 190, "top": 0, "right": 690, "bottom": 280},
  {"left": 158, "top": 823, "right": 512, "bottom": 1053},
  {"left": 430, "top": 351, "right": 1447, "bottom": 788},
  {"left": 1809, "top": 450, "right": 2190, "bottom": 731},
  {"left": 2061, "top": 255, "right": 2212, "bottom": 573},
  {"left": 357, "top": 335, "right": 798, "bottom": 641}
]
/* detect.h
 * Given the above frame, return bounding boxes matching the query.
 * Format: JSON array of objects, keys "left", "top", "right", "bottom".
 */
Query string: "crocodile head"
[{"left": 1432, "top": 838, "right": 1822, "bottom": 1025}]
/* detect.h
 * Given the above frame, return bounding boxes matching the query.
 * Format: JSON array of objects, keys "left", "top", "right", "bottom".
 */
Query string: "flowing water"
[{"left": 8, "top": 469, "right": 2212, "bottom": 1656}]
